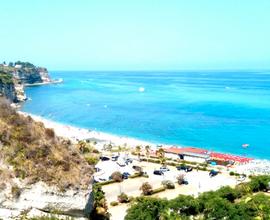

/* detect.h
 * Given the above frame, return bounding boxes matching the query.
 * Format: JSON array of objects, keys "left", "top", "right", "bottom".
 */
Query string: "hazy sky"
[{"left": 1, "top": 0, "right": 270, "bottom": 70}]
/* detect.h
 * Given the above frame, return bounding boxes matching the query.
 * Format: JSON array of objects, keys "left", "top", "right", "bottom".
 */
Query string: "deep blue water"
[{"left": 21, "top": 71, "right": 270, "bottom": 159}]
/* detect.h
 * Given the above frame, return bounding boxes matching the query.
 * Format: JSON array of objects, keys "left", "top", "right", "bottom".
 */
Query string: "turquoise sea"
[{"left": 21, "top": 71, "right": 270, "bottom": 159}]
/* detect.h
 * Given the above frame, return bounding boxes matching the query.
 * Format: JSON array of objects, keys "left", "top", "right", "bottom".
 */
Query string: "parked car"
[
  {"left": 100, "top": 156, "right": 110, "bottom": 161},
  {"left": 126, "top": 158, "right": 133, "bottom": 164},
  {"left": 112, "top": 155, "right": 119, "bottom": 161},
  {"left": 117, "top": 160, "right": 126, "bottom": 167},
  {"left": 122, "top": 172, "right": 131, "bottom": 179},
  {"left": 209, "top": 170, "right": 218, "bottom": 177},
  {"left": 153, "top": 170, "right": 164, "bottom": 175},
  {"left": 176, "top": 165, "right": 193, "bottom": 172},
  {"left": 132, "top": 165, "right": 142, "bottom": 171},
  {"left": 182, "top": 180, "right": 189, "bottom": 185},
  {"left": 160, "top": 166, "right": 170, "bottom": 172}
]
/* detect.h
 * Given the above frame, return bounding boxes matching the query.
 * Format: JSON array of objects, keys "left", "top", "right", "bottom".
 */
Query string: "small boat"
[{"left": 242, "top": 144, "right": 249, "bottom": 148}]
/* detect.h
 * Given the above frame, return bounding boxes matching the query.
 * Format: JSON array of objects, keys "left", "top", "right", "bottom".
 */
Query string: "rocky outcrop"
[
  {"left": 0, "top": 81, "right": 18, "bottom": 103},
  {"left": 0, "top": 181, "right": 93, "bottom": 219},
  {"left": 16, "top": 67, "right": 51, "bottom": 84},
  {"left": 0, "top": 62, "right": 53, "bottom": 103}
]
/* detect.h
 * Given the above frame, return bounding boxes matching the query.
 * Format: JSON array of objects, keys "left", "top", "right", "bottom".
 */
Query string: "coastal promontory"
[{"left": 0, "top": 61, "right": 53, "bottom": 103}]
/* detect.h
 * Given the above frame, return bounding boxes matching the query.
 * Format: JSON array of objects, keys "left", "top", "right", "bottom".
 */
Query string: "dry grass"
[{"left": 0, "top": 98, "right": 93, "bottom": 191}]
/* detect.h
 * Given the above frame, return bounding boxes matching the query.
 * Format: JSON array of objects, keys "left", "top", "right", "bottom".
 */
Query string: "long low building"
[{"left": 164, "top": 147, "right": 210, "bottom": 163}]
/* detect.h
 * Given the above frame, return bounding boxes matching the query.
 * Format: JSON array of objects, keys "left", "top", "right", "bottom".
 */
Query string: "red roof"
[
  {"left": 210, "top": 152, "right": 253, "bottom": 163},
  {"left": 164, "top": 147, "right": 208, "bottom": 155}
]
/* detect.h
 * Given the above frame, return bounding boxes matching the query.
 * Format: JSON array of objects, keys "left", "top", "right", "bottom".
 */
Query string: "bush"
[
  {"left": 162, "top": 180, "right": 175, "bottom": 189},
  {"left": 96, "top": 180, "right": 116, "bottom": 186},
  {"left": 45, "top": 128, "right": 55, "bottom": 139},
  {"left": 177, "top": 174, "right": 185, "bottom": 185},
  {"left": 118, "top": 193, "right": 129, "bottom": 203},
  {"left": 110, "top": 201, "right": 119, "bottom": 206},
  {"left": 129, "top": 173, "right": 141, "bottom": 178},
  {"left": 248, "top": 175, "right": 270, "bottom": 192},
  {"left": 229, "top": 171, "right": 235, "bottom": 176},
  {"left": 152, "top": 186, "right": 166, "bottom": 194},
  {"left": 11, "top": 185, "right": 21, "bottom": 199},
  {"left": 85, "top": 155, "right": 99, "bottom": 165},
  {"left": 140, "top": 182, "right": 153, "bottom": 195},
  {"left": 111, "top": 171, "right": 123, "bottom": 182}
]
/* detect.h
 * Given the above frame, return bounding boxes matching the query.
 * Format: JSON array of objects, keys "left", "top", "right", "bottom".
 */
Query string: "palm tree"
[
  {"left": 145, "top": 145, "right": 151, "bottom": 162},
  {"left": 135, "top": 145, "right": 141, "bottom": 160},
  {"left": 156, "top": 147, "right": 166, "bottom": 167}
]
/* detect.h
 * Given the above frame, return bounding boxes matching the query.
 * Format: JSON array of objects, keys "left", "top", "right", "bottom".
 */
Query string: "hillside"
[{"left": 0, "top": 98, "right": 95, "bottom": 219}]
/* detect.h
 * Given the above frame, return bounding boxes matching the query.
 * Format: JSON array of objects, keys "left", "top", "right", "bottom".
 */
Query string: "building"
[{"left": 164, "top": 147, "right": 210, "bottom": 163}]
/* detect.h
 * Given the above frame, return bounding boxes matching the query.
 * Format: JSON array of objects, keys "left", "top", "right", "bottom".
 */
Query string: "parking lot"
[{"left": 95, "top": 157, "right": 237, "bottom": 203}]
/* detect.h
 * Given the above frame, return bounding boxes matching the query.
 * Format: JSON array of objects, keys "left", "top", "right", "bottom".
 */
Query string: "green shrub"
[
  {"left": 96, "top": 180, "right": 116, "bottom": 186},
  {"left": 152, "top": 186, "right": 166, "bottom": 194},
  {"left": 229, "top": 171, "right": 235, "bottom": 176},
  {"left": 162, "top": 180, "right": 175, "bottom": 189},
  {"left": 118, "top": 193, "right": 129, "bottom": 203},
  {"left": 110, "top": 201, "right": 119, "bottom": 206},
  {"left": 84, "top": 155, "right": 99, "bottom": 165}
]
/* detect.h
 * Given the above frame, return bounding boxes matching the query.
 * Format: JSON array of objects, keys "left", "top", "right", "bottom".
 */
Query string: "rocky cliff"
[
  {"left": 0, "top": 61, "right": 52, "bottom": 103},
  {"left": 0, "top": 98, "right": 94, "bottom": 219}
]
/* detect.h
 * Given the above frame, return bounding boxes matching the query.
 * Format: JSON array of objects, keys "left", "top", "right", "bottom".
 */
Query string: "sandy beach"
[{"left": 18, "top": 111, "right": 160, "bottom": 150}]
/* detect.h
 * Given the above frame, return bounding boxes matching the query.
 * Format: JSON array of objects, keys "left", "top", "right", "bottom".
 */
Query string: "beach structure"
[
  {"left": 210, "top": 152, "right": 252, "bottom": 165},
  {"left": 164, "top": 147, "right": 210, "bottom": 163},
  {"left": 164, "top": 147, "right": 252, "bottom": 165}
]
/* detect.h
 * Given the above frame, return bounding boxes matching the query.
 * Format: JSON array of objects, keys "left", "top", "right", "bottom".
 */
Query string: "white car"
[{"left": 160, "top": 167, "right": 170, "bottom": 172}]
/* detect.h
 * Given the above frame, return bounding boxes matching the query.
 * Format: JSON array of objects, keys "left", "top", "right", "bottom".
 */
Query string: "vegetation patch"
[{"left": 125, "top": 175, "right": 270, "bottom": 220}]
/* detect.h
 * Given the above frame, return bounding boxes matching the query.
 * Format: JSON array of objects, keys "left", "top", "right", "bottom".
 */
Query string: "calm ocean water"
[{"left": 21, "top": 71, "right": 270, "bottom": 159}]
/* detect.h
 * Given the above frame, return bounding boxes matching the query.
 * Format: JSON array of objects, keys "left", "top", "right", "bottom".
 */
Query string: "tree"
[
  {"left": 156, "top": 147, "right": 166, "bottom": 166},
  {"left": 135, "top": 145, "right": 141, "bottom": 160},
  {"left": 91, "top": 185, "right": 110, "bottom": 220},
  {"left": 111, "top": 171, "right": 123, "bottom": 182},
  {"left": 140, "top": 182, "right": 153, "bottom": 195},
  {"left": 125, "top": 197, "right": 168, "bottom": 220},
  {"left": 203, "top": 197, "right": 235, "bottom": 219},
  {"left": 145, "top": 145, "right": 150, "bottom": 162},
  {"left": 117, "top": 192, "right": 129, "bottom": 203},
  {"left": 176, "top": 174, "right": 185, "bottom": 185},
  {"left": 216, "top": 186, "right": 238, "bottom": 202},
  {"left": 168, "top": 195, "right": 199, "bottom": 216}
]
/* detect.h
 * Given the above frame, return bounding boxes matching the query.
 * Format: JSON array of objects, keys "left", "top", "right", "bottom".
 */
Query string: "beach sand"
[{"left": 18, "top": 111, "right": 160, "bottom": 150}]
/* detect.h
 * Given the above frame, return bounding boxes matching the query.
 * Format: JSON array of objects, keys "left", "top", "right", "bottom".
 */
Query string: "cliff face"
[
  {"left": 0, "top": 81, "right": 18, "bottom": 103},
  {"left": 0, "top": 62, "right": 52, "bottom": 102},
  {"left": 16, "top": 67, "right": 51, "bottom": 84},
  {"left": 0, "top": 98, "right": 94, "bottom": 219}
]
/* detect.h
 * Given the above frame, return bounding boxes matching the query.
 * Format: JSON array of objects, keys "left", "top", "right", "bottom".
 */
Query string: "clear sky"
[{"left": 0, "top": 0, "right": 270, "bottom": 70}]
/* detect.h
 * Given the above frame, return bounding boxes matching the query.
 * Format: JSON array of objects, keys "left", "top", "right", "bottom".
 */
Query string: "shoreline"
[
  {"left": 18, "top": 111, "right": 270, "bottom": 175},
  {"left": 24, "top": 79, "right": 63, "bottom": 87},
  {"left": 18, "top": 111, "right": 163, "bottom": 149}
]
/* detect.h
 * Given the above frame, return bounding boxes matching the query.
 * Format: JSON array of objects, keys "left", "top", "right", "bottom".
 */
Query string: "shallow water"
[{"left": 22, "top": 70, "right": 270, "bottom": 159}]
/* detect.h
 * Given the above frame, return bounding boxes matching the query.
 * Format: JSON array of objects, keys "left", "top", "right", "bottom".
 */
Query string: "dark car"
[
  {"left": 126, "top": 158, "right": 133, "bottom": 164},
  {"left": 100, "top": 156, "right": 110, "bottom": 161},
  {"left": 111, "top": 155, "right": 119, "bottom": 161},
  {"left": 209, "top": 170, "right": 218, "bottom": 177},
  {"left": 176, "top": 165, "right": 193, "bottom": 172},
  {"left": 122, "top": 172, "right": 131, "bottom": 179},
  {"left": 132, "top": 165, "right": 142, "bottom": 171},
  {"left": 153, "top": 170, "right": 164, "bottom": 175}
]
